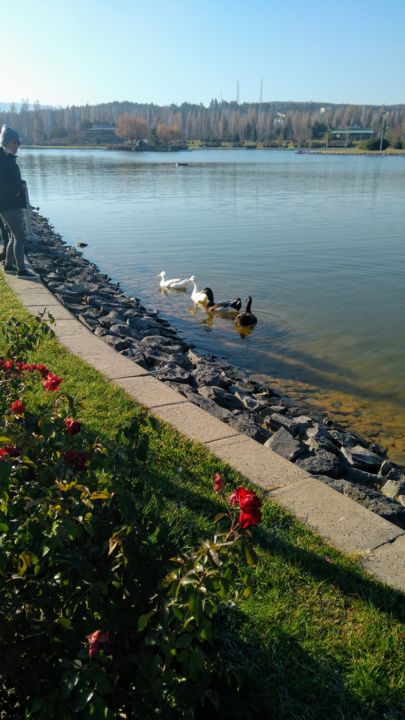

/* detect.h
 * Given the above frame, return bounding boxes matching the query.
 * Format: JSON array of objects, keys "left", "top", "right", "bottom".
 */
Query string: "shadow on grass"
[
  {"left": 203, "top": 624, "right": 395, "bottom": 720},
  {"left": 138, "top": 445, "right": 405, "bottom": 619}
]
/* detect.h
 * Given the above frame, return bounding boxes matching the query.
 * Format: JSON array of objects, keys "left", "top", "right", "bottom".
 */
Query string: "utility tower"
[
  {"left": 236, "top": 80, "right": 240, "bottom": 104},
  {"left": 259, "top": 77, "right": 263, "bottom": 105}
]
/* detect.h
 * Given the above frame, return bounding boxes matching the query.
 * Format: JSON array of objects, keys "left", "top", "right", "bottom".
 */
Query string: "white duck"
[
  {"left": 189, "top": 276, "right": 209, "bottom": 304},
  {"left": 158, "top": 271, "right": 189, "bottom": 289}
]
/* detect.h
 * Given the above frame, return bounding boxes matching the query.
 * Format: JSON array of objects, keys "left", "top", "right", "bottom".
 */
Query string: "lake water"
[{"left": 19, "top": 148, "right": 405, "bottom": 464}]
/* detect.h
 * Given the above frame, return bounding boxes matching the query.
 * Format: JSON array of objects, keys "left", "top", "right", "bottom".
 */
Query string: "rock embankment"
[{"left": 25, "top": 213, "right": 405, "bottom": 529}]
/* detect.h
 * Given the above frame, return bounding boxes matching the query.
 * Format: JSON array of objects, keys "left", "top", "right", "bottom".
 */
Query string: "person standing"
[{"left": 0, "top": 124, "right": 34, "bottom": 277}]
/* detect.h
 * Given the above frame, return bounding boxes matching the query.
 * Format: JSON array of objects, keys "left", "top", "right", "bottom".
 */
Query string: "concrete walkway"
[{"left": 4, "top": 268, "right": 405, "bottom": 593}]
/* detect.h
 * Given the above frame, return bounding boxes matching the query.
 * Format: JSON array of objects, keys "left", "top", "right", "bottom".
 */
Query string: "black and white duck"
[{"left": 204, "top": 288, "right": 242, "bottom": 314}]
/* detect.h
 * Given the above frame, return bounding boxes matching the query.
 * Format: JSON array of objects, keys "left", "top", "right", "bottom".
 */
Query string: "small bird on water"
[
  {"left": 158, "top": 271, "right": 189, "bottom": 289},
  {"left": 189, "top": 276, "right": 209, "bottom": 304},
  {"left": 204, "top": 288, "right": 242, "bottom": 314},
  {"left": 234, "top": 296, "right": 257, "bottom": 327}
]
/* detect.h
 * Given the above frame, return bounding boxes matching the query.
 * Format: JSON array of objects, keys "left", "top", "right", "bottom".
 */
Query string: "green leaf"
[
  {"left": 0, "top": 461, "right": 11, "bottom": 482},
  {"left": 89, "top": 490, "right": 110, "bottom": 501},
  {"left": 58, "top": 616, "right": 73, "bottom": 630},
  {"left": 138, "top": 610, "right": 155, "bottom": 631},
  {"left": 242, "top": 542, "right": 258, "bottom": 567},
  {"left": 89, "top": 696, "right": 109, "bottom": 719},
  {"left": 18, "top": 551, "right": 32, "bottom": 575},
  {"left": 213, "top": 512, "right": 227, "bottom": 523},
  {"left": 72, "top": 688, "right": 94, "bottom": 712},
  {"left": 30, "top": 698, "right": 44, "bottom": 712},
  {"left": 175, "top": 633, "right": 193, "bottom": 648}
]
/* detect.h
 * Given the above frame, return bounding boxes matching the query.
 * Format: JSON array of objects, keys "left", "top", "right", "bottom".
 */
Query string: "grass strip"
[{"left": 1, "top": 275, "right": 404, "bottom": 719}]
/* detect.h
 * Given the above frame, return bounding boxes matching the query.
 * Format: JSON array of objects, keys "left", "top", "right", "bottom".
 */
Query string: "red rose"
[
  {"left": 64, "top": 449, "right": 88, "bottom": 471},
  {"left": 228, "top": 487, "right": 262, "bottom": 528},
  {"left": 229, "top": 487, "right": 247, "bottom": 507},
  {"left": 213, "top": 472, "right": 223, "bottom": 492},
  {"left": 0, "top": 445, "right": 19, "bottom": 460},
  {"left": 10, "top": 400, "right": 25, "bottom": 415},
  {"left": 238, "top": 489, "right": 262, "bottom": 515},
  {"left": 43, "top": 372, "right": 63, "bottom": 392},
  {"left": 238, "top": 509, "right": 262, "bottom": 529},
  {"left": 86, "top": 629, "right": 109, "bottom": 658},
  {"left": 34, "top": 363, "right": 49, "bottom": 377},
  {"left": 64, "top": 417, "right": 81, "bottom": 436},
  {"left": 3, "top": 360, "right": 13, "bottom": 370}
]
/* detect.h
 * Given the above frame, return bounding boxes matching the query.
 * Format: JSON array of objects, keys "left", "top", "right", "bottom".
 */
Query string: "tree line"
[{"left": 1, "top": 99, "right": 404, "bottom": 147}]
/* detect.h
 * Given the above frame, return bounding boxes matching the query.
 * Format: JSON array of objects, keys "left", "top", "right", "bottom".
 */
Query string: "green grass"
[{"left": 1, "top": 275, "right": 404, "bottom": 719}]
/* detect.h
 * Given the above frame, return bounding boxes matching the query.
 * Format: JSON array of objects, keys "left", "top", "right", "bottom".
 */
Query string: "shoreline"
[{"left": 22, "top": 212, "right": 405, "bottom": 530}]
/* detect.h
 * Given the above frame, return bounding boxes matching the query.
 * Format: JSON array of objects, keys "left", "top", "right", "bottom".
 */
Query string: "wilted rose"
[
  {"left": 10, "top": 399, "right": 25, "bottom": 415},
  {"left": 213, "top": 472, "right": 223, "bottom": 492},
  {"left": 34, "top": 363, "right": 49, "bottom": 377},
  {"left": 64, "top": 449, "right": 88, "bottom": 471},
  {"left": 43, "top": 372, "right": 63, "bottom": 392},
  {"left": 0, "top": 445, "right": 19, "bottom": 460},
  {"left": 64, "top": 417, "right": 81, "bottom": 436},
  {"left": 86, "top": 629, "right": 109, "bottom": 658}
]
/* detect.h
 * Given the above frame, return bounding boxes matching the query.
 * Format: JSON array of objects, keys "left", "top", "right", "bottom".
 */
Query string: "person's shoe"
[
  {"left": 3, "top": 265, "right": 17, "bottom": 273},
  {"left": 17, "top": 268, "right": 35, "bottom": 278}
]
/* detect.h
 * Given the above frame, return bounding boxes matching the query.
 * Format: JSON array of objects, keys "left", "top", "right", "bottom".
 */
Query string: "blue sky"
[{"left": 3, "top": 0, "right": 404, "bottom": 107}]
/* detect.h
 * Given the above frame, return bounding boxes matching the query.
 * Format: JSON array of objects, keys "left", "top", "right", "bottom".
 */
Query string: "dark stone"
[
  {"left": 305, "top": 423, "right": 341, "bottom": 453},
  {"left": 296, "top": 449, "right": 346, "bottom": 478},
  {"left": 197, "top": 385, "right": 244, "bottom": 411},
  {"left": 328, "top": 429, "right": 360, "bottom": 448},
  {"left": 346, "top": 466, "right": 379, "bottom": 487},
  {"left": 103, "top": 336, "right": 133, "bottom": 352},
  {"left": 78, "top": 313, "right": 98, "bottom": 330},
  {"left": 99, "top": 311, "right": 125, "bottom": 327},
  {"left": 108, "top": 323, "right": 134, "bottom": 338},
  {"left": 225, "top": 413, "right": 270, "bottom": 443},
  {"left": 288, "top": 415, "right": 313, "bottom": 437},
  {"left": 153, "top": 363, "right": 193, "bottom": 383},
  {"left": 379, "top": 460, "right": 396, "bottom": 477},
  {"left": 191, "top": 364, "right": 228, "bottom": 388},
  {"left": 265, "top": 413, "right": 293, "bottom": 432},
  {"left": 125, "top": 317, "right": 163, "bottom": 334},
  {"left": 341, "top": 445, "right": 383, "bottom": 472},
  {"left": 268, "top": 404, "right": 288, "bottom": 414},
  {"left": 264, "top": 428, "right": 305, "bottom": 462},
  {"left": 319, "top": 476, "right": 405, "bottom": 530}
]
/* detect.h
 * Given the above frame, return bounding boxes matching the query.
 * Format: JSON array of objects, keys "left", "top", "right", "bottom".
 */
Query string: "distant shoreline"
[{"left": 22, "top": 144, "right": 405, "bottom": 156}]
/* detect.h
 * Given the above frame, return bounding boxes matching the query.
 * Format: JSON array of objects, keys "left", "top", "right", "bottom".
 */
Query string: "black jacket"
[{"left": 0, "top": 147, "right": 26, "bottom": 212}]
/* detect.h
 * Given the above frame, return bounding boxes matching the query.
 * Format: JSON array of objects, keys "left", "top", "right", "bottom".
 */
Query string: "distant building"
[
  {"left": 330, "top": 127, "right": 374, "bottom": 141},
  {"left": 81, "top": 124, "right": 117, "bottom": 142}
]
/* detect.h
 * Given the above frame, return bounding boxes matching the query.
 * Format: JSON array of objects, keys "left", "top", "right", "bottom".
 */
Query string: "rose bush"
[{"left": 0, "top": 315, "right": 264, "bottom": 719}]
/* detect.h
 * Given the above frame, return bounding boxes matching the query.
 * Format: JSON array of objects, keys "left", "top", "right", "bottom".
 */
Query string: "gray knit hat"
[{"left": 0, "top": 124, "right": 20, "bottom": 147}]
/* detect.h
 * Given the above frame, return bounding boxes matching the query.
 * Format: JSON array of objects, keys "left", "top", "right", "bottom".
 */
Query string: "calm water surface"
[{"left": 20, "top": 149, "right": 405, "bottom": 463}]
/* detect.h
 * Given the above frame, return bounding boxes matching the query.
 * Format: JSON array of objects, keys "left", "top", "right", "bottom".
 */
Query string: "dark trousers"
[
  {"left": 0, "top": 215, "right": 10, "bottom": 260},
  {"left": 1, "top": 209, "right": 26, "bottom": 271}
]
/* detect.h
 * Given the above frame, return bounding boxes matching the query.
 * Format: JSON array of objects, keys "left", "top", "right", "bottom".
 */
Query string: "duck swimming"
[
  {"left": 158, "top": 271, "right": 189, "bottom": 289},
  {"left": 189, "top": 276, "right": 209, "bottom": 304},
  {"left": 205, "top": 288, "right": 242, "bottom": 314},
  {"left": 234, "top": 296, "right": 257, "bottom": 327}
]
